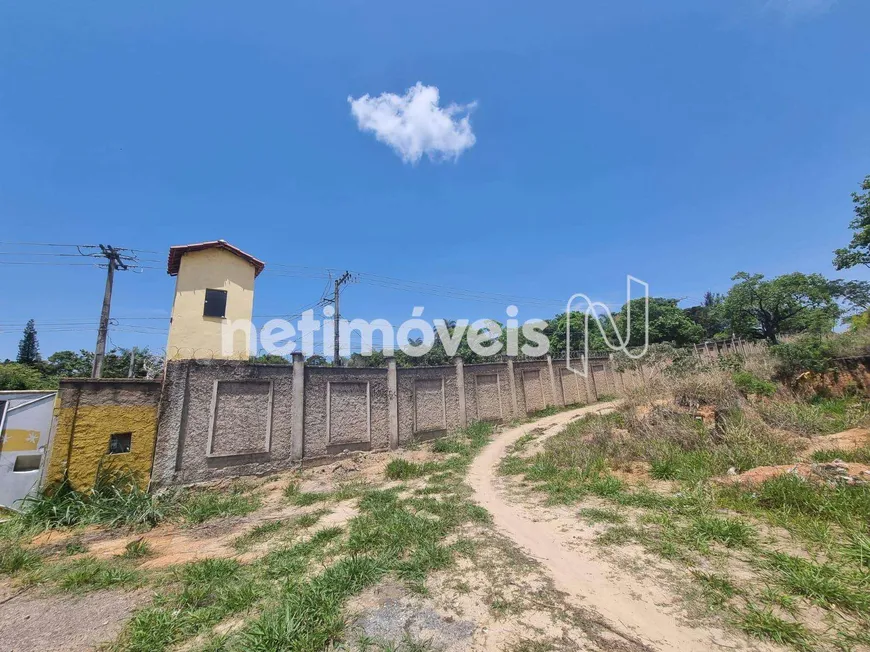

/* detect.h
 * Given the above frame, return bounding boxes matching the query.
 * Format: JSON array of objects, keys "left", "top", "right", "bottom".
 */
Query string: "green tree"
[
  {"left": 827, "top": 279, "right": 870, "bottom": 313},
  {"left": 44, "top": 347, "right": 161, "bottom": 379},
  {"left": 683, "top": 291, "right": 727, "bottom": 339},
  {"left": 546, "top": 298, "right": 702, "bottom": 354},
  {"left": 101, "top": 347, "right": 162, "bottom": 378},
  {"left": 16, "top": 319, "right": 40, "bottom": 365},
  {"left": 833, "top": 175, "right": 870, "bottom": 270},
  {"left": 44, "top": 350, "right": 93, "bottom": 377},
  {"left": 617, "top": 297, "right": 704, "bottom": 348},
  {"left": 545, "top": 311, "right": 613, "bottom": 355},
  {"left": 721, "top": 272, "right": 841, "bottom": 344},
  {"left": 0, "top": 363, "right": 52, "bottom": 390},
  {"left": 251, "top": 352, "right": 290, "bottom": 364}
]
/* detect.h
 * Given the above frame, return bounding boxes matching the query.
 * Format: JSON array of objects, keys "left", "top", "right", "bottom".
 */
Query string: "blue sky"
[{"left": 1, "top": 0, "right": 869, "bottom": 359}]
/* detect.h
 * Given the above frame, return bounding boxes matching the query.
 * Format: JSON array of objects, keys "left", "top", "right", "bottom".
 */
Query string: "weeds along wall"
[
  {"left": 46, "top": 379, "right": 162, "bottom": 490},
  {"left": 148, "top": 354, "right": 635, "bottom": 487}
]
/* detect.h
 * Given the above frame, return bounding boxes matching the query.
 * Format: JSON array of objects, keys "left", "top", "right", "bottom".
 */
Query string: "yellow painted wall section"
[
  {"left": 46, "top": 404, "right": 159, "bottom": 490},
  {"left": 46, "top": 393, "right": 73, "bottom": 487},
  {"left": 166, "top": 248, "right": 256, "bottom": 359}
]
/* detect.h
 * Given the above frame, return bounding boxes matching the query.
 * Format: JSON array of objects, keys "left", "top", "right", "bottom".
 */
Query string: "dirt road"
[{"left": 467, "top": 403, "right": 773, "bottom": 652}]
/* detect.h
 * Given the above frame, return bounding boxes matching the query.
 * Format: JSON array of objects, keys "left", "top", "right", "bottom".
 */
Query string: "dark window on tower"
[
  {"left": 109, "top": 432, "right": 132, "bottom": 454},
  {"left": 204, "top": 289, "right": 228, "bottom": 318}
]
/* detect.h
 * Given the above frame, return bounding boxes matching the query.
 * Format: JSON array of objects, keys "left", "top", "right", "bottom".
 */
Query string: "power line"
[
  {"left": 268, "top": 265, "right": 577, "bottom": 309},
  {"left": 0, "top": 251, "right": 104, "bottom": 257},
  {"left": 0, "top": 241, "right": 101, "bottom": 248},
  {"left": 0, "top": 261, "right": 107, "bottom": 267}
]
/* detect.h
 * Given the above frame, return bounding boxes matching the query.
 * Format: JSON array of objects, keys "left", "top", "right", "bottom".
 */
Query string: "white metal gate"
[{"left": 0, "top": 391, "right": 56, "bottom": 509}]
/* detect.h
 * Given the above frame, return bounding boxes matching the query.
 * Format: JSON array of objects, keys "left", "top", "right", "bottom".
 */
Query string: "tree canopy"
[
  {"left": 721, "top": 272, "right": 842, "bottom": 344},
  {"left": 833, "top": 175, "right": 870, "bottom": 270},
  {"left": 546, "top": 297, "right": 703, "bottom": 354},
  {"left": 683, "top": 292, "right": 727, "bottom": 340}
]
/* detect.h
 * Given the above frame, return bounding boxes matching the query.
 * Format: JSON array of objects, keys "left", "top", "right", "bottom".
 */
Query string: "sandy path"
[{"left": 467, "top": 403, "right": 774, "bottom": 652}]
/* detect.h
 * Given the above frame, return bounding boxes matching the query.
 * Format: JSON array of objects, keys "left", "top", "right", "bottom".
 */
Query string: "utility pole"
[
  {"left": 128, "top": 348, "right": 136, "bottom": 378},
  {"left": 91, "top": 245, "right": 129, "bottom": 378},
  {"left": 332, "top": 271, "right": 353, "bottom": 366}
]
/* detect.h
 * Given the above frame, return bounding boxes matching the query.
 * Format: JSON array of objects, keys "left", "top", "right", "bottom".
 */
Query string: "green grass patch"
[
  {"left": 720, "top": 473, "right": 870, "bottom": 531},
  {"left": 294, "top": 510, "right": 328, "bottom": 529},
  {"left": 233, "top": 519, "right": 286, "bottom": 551},
  {"left": 689, "top": 515, "right": 755, "bottom": 548},
  {"left": 117, "top": 558, "right": 261, "bottom": 652},
  {"left": 38, "top": 556, "right": 141, "bottom": 592},
  {"left": 64, "top": 540, "right": 88, "bottom": 555},
  {"left": 0, "top": 543, "right": 41, "bottom": 575},
  {"left": 113, "top": 420, "right": 496, "bottom": 651},
  {"left": 178, "top": 488, "right": 260, "bottom": 525},
  {"left": 595, "top": 525, "right": 641, "bottom": 546},
  {"left": 384, "top": 459, "right": 430, "bottom": 480},
  {"left": 692, "top": 571, "right": 738, "bottom": 607},
  {"left": 289, "top": 481, "right": 371, "bottom": 506},
  {"left": 736, "top": 603, "right": 814, "bottom": 651},
  {"left": 841, "top": 532, "right": 870, "bottom": 568},
  {"left": 240, "top": 555, "right": 388, "bottom": 651},
  {"left": 732, "top": 371, "right": 776, "bottom": 398},
  {"left": 810, "top": 446, "right": 870, "bottom": 463},
  {"left": 758, "top": 397, "right": 870, "bottom": 436},
  {"left": 19, "top": 475, "right": 165, "bottom": 529},
  {"left": 761, "top": 552, "right": 870, "bottom": 612}
]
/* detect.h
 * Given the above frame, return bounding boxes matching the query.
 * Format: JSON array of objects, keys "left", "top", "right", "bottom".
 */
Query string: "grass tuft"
[
  {"left": 0, "top": 543, "right": 41, "bottom": 574},
  {"left": 384, "top": 459, "right": 429, "bottom": 480},
  {"left": 121, "top": 538, "right": 152, "bottom": 560},
  {"left": 689, "top": 515, "right": 755, "bottom": 548},
  {"left": 736, "top": 603, "right": 814, "bottom": 650},
  {"left": 761, "top": 552, "right": 870, "bottom": 612},
  {"left": 810, "top": 446, "right": 870, "bottom": 463},
  {"left": 42, "top": 556, "right": 141, "bottom": 592},
  {"left": 579, "top": 507, "right": 625, "bottom": 525},
  {"left": 177, "top": 487, "right": 260, "bottom": 525}
]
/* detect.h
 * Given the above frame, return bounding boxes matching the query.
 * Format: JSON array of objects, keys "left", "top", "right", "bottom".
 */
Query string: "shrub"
[
  {"left": 732, "top": 371, "right": 776, "bottom": 398},
  {"left": 770, "top": 337, "right": 837, "bottom": 378},
  {"left": 717, "top": 352, "right": 745, "bottom": 372}
]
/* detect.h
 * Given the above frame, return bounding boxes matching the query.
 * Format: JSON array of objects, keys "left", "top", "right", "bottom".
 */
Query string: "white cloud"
[{"left": 348, "top": 83, "right": 477, "bottom": 164}]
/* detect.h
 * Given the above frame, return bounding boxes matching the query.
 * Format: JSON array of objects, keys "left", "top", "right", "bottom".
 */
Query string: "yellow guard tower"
[{"left": 165, "top": 240, "right": 265, "bottom": 359}]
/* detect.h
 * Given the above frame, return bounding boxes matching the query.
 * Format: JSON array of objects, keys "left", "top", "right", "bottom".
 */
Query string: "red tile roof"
[{"left": 167, "top": 240, "right": 266, "bottom": 277}]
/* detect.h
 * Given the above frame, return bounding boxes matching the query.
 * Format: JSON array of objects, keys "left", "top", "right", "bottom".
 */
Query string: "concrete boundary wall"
[{"left": 148, "top": 355, "right": 631, "bottom": 487}]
